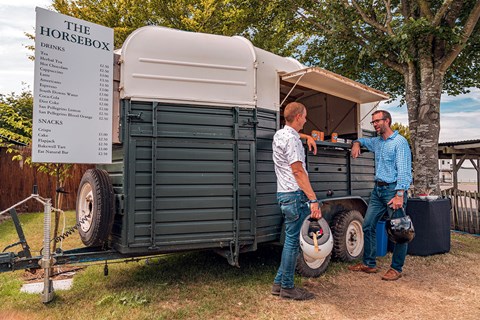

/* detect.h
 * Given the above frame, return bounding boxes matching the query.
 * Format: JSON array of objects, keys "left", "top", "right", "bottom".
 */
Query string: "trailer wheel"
[
  {"left": 296, "top": 249, "right": 331, "bottom": 278},
  {"left": 76, "top": 169, "right": 114, "bottom": 247},
  {"left": 331, "top": 210, "right": 364, "bottom": 262}
]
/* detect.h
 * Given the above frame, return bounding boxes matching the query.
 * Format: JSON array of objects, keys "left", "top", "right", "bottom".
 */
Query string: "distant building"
[{"left": 439, "top": 159, "right": 478, "bottom": 183}]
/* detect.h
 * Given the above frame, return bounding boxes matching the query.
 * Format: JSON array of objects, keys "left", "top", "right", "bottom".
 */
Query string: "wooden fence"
[
  {"left": 0, "top": 147, "right": 93, "bottom": 213},
  {"left": 441, "top": 188, "right": 480, "bottom": 234}
]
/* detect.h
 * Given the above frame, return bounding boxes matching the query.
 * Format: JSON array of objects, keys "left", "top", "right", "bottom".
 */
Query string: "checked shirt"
[{"left": 356, "top": 131, "right": 412, "bottom": 191}]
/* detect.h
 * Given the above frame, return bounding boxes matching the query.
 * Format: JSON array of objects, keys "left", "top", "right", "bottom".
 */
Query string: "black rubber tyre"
[
  {"left": 296, "top": 249, "right": 331, "bottom": 278},
  {"left": 76, "top": 169, "right": 114, "bottom": 247},
  {"left": 331, "top": 210, "right": 364, "bottom": 262}
]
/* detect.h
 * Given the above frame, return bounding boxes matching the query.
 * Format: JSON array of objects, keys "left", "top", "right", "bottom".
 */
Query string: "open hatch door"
[{"left": 281, "top": 67, "right": 389, "bottom": 104}]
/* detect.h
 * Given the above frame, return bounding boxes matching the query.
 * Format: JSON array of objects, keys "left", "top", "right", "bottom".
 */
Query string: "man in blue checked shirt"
[{"left": 348, "top": 110, "right": 412, "bottom": 281}]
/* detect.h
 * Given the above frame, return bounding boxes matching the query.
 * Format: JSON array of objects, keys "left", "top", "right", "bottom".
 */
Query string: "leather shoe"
[
  {"left": 348, "top": 263, "right": 378, "bottom": 273},
  {"left": 382, "top": 268, "right": 402, "bottom": 281},
  {"left": 271, "top": 283, "right": 281, "bottom": 296},
  {"left": 280, "top": 287, "right": 315, "bottom": 300}
]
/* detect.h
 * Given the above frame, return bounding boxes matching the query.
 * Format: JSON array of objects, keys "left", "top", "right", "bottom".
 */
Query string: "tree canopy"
[
  {"left": 0, "top": 91, "right": 33, "bottom": 146},
  {"left": 391, "top": 122, "right": 411, "bottom": 145},
  {"left": 294, "top": 0, "right": 480, "bottom": 98},
  {"left": 0, "top": 90, "right": 72, "bottom": 197},
  {"left": 51, "top": 0, "right": 302, "bottom": 56}
]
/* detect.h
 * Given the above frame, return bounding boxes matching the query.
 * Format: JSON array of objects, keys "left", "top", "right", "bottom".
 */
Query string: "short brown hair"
[
  {"left": 372, "top": 110, "right": 392, "bottom": 126},
  {"left": 284, "top": 102, "right": 306, "bottom": 123}
]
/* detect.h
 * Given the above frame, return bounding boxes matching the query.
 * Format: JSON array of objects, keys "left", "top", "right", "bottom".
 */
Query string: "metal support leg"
[
  {"left": 41, "top": 199, "right": 54, "bottom": 303},
  {"left": 8, "top": 208, "right": 32, "bottom": 258}
]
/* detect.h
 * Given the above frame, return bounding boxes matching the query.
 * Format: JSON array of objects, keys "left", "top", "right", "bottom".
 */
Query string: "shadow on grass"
[
  {"left": 107, "top": 244, "right": 284, "bottom": 289},
  {"left": 61, "top": 244, "right": 287, "bottom": 308}
]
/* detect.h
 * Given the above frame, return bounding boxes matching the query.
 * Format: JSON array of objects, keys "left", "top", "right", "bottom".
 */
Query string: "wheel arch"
[{"left": 321, "top": 196, "right": 368, "bottom": 223}]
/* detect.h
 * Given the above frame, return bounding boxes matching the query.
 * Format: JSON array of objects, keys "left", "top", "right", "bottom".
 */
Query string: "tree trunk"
[{"left": 406, "top": 63, "right": 444, "bottom": 195}]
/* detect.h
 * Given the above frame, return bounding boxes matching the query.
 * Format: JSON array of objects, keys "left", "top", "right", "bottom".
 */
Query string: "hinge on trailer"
[
  {"left": 226, "top": 241, "right": 240, "bottom": 267},
  {"left": 242, "top": 118, "right": 259, "bottom": 126}
]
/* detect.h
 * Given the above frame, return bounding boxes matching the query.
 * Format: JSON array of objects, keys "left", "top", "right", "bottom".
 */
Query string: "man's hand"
[
  {"left": 351, "top": 141, "right": 361, "bottom": 158},
  {"left": 300, "top": 133, "right": 317, "bottom": 155},
  {"left": 309, "top": 202, "right": 322, "bottom": 219},
  {"left": 387, "top": 195, "right": 404, "bottom": 210}
]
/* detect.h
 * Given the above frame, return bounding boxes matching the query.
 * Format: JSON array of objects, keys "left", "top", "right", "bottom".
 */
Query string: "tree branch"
[
  {"left": 400, "top": 0, "right": 410, "bottom": 18},
  {"left": 383, "top": 0, "right": 394, "bottom": 34},
  {"left": 348, "top": 0, "right": 389, "bottom": 34},
  {"left": 353, "top": 31, "right": 405, "bottom": 74},
  {"left": 433, "top": 0, "right": 455, "bottom": 26},
  {"left": 440, "top": 0, "right": 480, "bottom": 72},
  {"left": 383, "top": 59, "right": 405, "bottom": 74},
  {"left": 300, "top": 1, "right": 404, "bottom": 74},
  {"left": 417, "top": 0, "right": 434, "bottom": 20},
  {"left": 295, "top": 8, "right": 331, "bottom": 33}
]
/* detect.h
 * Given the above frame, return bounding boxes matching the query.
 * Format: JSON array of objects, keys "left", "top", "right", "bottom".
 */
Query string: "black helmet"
[{"left": 385, "top": 216, "right": 415, "bottom": 244}]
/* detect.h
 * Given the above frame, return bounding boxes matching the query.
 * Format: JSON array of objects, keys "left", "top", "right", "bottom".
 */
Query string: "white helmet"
[{"left": 299, "top": 216, "right": 333, "bottom": 260}]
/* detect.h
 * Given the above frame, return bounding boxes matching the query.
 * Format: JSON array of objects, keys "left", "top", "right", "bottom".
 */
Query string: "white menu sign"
[{"left": 32, "top": 7, "right": 113, "bottom": 163}]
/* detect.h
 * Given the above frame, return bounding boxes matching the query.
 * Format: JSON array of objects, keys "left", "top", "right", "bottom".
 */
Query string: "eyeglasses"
[{"left": 370, "top": 118, "right": 386, "bottom": 125}]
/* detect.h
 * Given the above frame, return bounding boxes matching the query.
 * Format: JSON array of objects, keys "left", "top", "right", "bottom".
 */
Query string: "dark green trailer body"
[{"left": 97, "top": 100, "right": 375, "bottom": 264}]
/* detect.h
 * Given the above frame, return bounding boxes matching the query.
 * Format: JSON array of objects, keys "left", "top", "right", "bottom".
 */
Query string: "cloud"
[
  {"left": 379, "top": 97, "right": 480, "bottom": 143},
  {"left": 379, "top": 102, "right": 408, "bottom": 125},
  {"left": 441, "top": 87, "right": 480, "bottom": 103},
  {"left": 440, "top": 111, "right": 480, "bottom": 142},
  {"left": 0, "top": 1, "right": 50, "bottom": 94}
]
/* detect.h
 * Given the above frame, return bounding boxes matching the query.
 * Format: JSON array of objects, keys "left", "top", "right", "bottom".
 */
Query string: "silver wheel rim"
[
  {"left": 303, "top": 252, "right": 326, "bottom": 269},
  {"left": 78, "top": 183, "right": 94, "bottom": 233},
  {"left": 346, "top": 220, "right": 364, "bottom": 257}
]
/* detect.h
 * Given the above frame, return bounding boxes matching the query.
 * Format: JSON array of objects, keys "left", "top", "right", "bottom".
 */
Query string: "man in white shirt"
[{"left": 271, "top": 102, "right": 321, "bottom": 300}]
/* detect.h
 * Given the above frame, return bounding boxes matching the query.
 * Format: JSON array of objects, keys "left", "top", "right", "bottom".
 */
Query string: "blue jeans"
[
  {"left": 363, "top": 183, "right": 408, "bottom": 272},
  {"left": 274, "top": 190, "right": 310, "bottom": 288}
]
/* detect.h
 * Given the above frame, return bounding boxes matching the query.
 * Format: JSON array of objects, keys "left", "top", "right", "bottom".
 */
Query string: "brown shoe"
[
  {"left": 348, "top": 263, "right": 378, "bottom": 273},
  {"left": 271, "top": 283, "right": 281, "bottom": 296},
  {"left": 382, "top": 268, "right": 402, "bottom": 281},
  {"left": 280, "top": 287, "right": 315, "bottom": 301}
]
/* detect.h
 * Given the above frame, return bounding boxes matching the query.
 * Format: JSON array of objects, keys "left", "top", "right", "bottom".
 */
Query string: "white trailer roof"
[
  {"left": 119, "top": 26, "right": 388, "bottom": 108},
  {"left": 120, "top": 26, "right": 257, "bottom": 108}
]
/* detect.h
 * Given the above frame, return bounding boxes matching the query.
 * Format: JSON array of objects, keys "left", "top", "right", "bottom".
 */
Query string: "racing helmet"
[
  {"left": 299, "top": 216, "right": 333, "bottom": 260},
  {"left": 385, "top": 216, "right": 415, "bottom": 244}
]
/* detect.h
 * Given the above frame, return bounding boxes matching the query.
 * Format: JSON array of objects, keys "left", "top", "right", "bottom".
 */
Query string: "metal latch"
[
  {"left": 126, "top": 112, "right": 143, "bottom": 121},
  {"left": 242, "top": 119, "right": 259, "bottom": 126}
]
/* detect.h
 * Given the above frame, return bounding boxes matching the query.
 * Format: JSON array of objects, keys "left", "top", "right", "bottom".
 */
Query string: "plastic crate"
[{"left": 376, "top": 221, "right": 387, "bottom": 257}]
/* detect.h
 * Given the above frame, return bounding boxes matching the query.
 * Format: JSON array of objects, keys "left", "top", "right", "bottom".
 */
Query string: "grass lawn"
[{"left": 1, "top": 211, "right": 479, "bottom": 320}]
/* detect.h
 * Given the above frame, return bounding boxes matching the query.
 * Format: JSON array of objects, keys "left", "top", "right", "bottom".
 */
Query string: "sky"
[{"left": 1, "top": 0, "right": 479, "bottom": 143}]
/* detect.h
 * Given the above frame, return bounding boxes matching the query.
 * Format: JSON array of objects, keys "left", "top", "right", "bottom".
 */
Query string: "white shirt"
[{"left": 272, "top": 125, "right": 307, "bottom": 192}]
